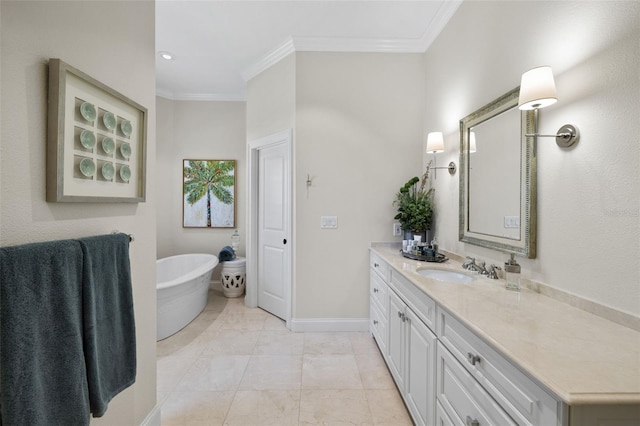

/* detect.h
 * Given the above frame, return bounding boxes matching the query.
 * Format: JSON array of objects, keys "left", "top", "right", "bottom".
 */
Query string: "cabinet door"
[
  {"left": 387, "top": 289, "right": 406, "bottom": 391},
  {"left": 405, "top": 307, "right": 437, "bottom": 426}
]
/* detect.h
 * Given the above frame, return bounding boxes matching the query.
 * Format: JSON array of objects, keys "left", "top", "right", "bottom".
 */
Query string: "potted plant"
[{"left": 393, "top": 161, "right": 434, "bottom": 243}]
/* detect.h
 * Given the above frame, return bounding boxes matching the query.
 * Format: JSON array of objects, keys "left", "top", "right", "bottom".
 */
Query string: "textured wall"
[
  {"left": 423, "top": 1, "right": 640, "bottom": 316},
  {"left": 245, "top": 52, "right": 425, "bottom": 322},
  {"left": 1, "top": 1, "right": 157, "bottom": 423},
  {"left": 294, "top": 52, "right": 426, "bottom": 320},
  {"left": 246, "top": 53, "right": 296, "bottom": 143},
  {"left": 156, "top": 97, "right": 246, "bottom": 284}
]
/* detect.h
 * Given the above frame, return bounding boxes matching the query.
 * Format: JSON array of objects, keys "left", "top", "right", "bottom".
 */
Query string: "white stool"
[{"left": 220, "top": 257, "right": 246, "bottom": 298}]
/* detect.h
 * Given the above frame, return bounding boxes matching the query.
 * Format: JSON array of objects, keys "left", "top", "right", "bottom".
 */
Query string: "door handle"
[
  {"left": 283, "top": 238, "right": 287, "bottom": 244},
  {"left": 466, "top": 416, "right": 480, "bottom": 426},
  {"left": 467, "top": 352, "right": 481, "bottom": 366}
]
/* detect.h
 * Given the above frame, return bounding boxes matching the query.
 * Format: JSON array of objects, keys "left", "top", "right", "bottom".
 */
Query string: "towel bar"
[{"left": 111, "top": 230, "right": 134, "bottom": 242}]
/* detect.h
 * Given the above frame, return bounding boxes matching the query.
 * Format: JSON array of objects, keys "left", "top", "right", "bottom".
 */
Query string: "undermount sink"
[{"left": 416, "top": 268, "right": 476, "bottom": 283}]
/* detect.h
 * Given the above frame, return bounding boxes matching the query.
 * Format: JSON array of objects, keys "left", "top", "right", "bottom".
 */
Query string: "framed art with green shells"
[{"left": 46, "top": 58, "right": 147, "bottom": 202}]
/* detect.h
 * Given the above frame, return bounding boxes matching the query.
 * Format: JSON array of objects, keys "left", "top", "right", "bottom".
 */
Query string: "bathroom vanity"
[{"left": 369, "top": 246, "right": 640, "bottom": 426}]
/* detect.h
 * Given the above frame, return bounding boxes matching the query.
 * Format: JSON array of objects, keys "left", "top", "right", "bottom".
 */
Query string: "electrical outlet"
[{"left": 393, "top": 222, "right": 402, "bottom": 237}]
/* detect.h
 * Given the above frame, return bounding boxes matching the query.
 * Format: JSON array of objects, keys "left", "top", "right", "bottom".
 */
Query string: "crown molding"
[
  {"left": 292, "top": 36, "right": 425, "bottom": 53},
  {"left": 167, "top": 0, "right": 463, "bottom": 97},
  {"left": 419, "top": 0, "right": 463, "bottom": 51},
  {"left": 241, "top": 37, "right": 296, "bottom": 82},
  {"left": 241, "top": 0, "right": 462, "bottom": 83},
  {"left": 156, "top": 88, "right": 246, "bottom": 102}
]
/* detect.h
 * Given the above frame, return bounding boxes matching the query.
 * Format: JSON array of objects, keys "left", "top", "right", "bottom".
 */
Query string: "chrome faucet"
[
  {"left": 463, "top": 257, "right": 487, "bottom": 274},
  {"left": 487, "top": 264, "right": 502, "bottom": 280},
  {"left": 462, "top": 256, "right": 476, "bottom": 270},
  {"left": 475, "top": 261, "right": 489, "bottom": 275}
]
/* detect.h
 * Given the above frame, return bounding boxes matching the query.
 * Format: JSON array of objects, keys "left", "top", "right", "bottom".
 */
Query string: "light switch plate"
[
  {"left": 320, "top": 216, "right": 338, "bottom": 229},
  {"left": 393, "top": 222, "right": 402, "bottom": 236},
  {"left": 504, "top": 216, "right": 520, "bottom": 228}
]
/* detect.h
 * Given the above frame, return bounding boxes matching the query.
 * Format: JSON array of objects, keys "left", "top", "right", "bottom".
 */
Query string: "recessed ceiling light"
[{"left": 159, "top": 51, "right": 174, "bottom": 61}]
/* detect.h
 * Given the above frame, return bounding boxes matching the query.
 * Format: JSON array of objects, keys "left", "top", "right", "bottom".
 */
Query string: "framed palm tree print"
[{"left": 183, "top": 159, "right": 235, "bottom": 228}]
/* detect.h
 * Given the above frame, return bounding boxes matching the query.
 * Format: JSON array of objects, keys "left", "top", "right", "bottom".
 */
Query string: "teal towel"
[
  {"left": 0, "top": 240, "right": 90, "bottom": 425},
  {"left": 218, "top": 245, "right": 236, "bottom": 262},
  {"left": 78, "top": 233, "right": 136, "bottom": 418}
]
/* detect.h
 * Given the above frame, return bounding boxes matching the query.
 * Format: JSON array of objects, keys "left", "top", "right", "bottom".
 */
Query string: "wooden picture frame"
[
  {"left": 47, "top": 58, "right": 147, "bottom": 203},
  {"left": 183, "top": 159, "right": 236, "bottom": 228}
]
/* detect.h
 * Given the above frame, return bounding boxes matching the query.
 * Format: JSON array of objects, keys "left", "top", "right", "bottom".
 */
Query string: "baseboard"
[
  {"left": 139, "top": 403, "right": 161, "bottom": 426},
  {"left": 289, "top": 317, "right": 369, "bottom": 332},
  {"left": 209, "top": 279, "right": 222, "bottom": 292}
]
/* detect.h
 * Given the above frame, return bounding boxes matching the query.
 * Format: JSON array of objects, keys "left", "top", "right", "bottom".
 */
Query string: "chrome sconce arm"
[
  {"left": 525, "top": 124, "right": 579, "bottom": 147},
  {"left": 431, "top": 162, "right": 457, "bottom": 175},
  {"left": 426, "top": 131, "right": 457, "bottom": 178}
]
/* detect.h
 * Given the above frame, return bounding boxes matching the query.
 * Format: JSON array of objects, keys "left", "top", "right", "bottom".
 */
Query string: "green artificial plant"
[{"left": 393, "top": 161, "right": 434, "bottom": 233}]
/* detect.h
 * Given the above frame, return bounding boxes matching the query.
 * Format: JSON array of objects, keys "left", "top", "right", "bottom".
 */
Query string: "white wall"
[
  {"left": 1, "top": 2, "right": 157, "bottom": 424},
  {"left": 424, "top": 1, "right": 640, "bottom": 317},
  {"left": 246, "top": 52, "right": 425, "bottom": 322},
  {"left": 156, "top": 97, "right": 246, "bottom": 282},
  {"left": 246, "top": 53, "right": 296, "bottom": 142},
  {"left": 294, "top": 52, "right": 425, "bottom": 320}
]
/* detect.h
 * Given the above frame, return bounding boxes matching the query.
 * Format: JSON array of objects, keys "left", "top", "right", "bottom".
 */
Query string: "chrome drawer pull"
[
  {"left": 467, "top": 352, "right": 481, "bottom": 366},
  {"left": 374, "top": 262, "right": 380, "bottom": 267},
  {"left": 465, "top": 416, "right": 480, "bottom": 426},
  {"left": 373, "top": 288, "right": 379, "bottom": 293},
  {"left": 373, "top": 320, "right": 379, "bottom": 325}
]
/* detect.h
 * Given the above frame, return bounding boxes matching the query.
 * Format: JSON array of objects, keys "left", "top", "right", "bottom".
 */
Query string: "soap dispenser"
[{"left": 504, "top": 254, "right": 521, "bottom": 291}]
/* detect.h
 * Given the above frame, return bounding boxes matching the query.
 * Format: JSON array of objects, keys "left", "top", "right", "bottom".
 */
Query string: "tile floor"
[{"left": 157, "top": 290, "right": 412, "bottom": 425}]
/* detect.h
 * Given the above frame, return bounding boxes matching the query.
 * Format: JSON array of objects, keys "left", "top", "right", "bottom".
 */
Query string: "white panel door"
[{"left": 257, "top": 142, "right": 289, "bottom": 320}]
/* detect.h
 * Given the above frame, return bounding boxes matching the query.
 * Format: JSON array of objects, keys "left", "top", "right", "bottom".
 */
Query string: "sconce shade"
[
  {"left": 518, "top": 66, "right": 558, "bottom": 110},
  {"left": 469, "top": 131, "right": 477, "bottom": 153},
  {"left": 426, "top": 132, "right": 444, "bottom": 153}
]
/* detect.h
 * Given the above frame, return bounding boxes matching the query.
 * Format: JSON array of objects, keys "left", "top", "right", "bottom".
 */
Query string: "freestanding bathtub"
[{"left": 156, "top": 253, "right": 219, "bottom": 341}]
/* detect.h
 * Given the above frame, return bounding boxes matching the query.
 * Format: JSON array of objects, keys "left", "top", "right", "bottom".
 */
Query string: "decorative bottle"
[
  {"left": 231, "top": 230, "right": 240, "bottom": 252},
  {"left": 504, "top": 254, "right": 521, "bottom": 291}
]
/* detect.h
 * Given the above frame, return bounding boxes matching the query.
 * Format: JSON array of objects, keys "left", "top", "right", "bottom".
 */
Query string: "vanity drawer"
[
  {"left": 370, "top": 252, "right": 390, "bottom": 282},
  {"left": 391, "top": 270, "right": 436, "bottom": 332},
  {"left": 370, "top": 269, "right": 389, "bottom": 318},
  {"left": 435, "top": 401, "right": 456, "bottom": 426},
  {"left": 436, "top": 342, "right": 517, "bottom": 426},
  {"left": 438, "top": 308, "right": 559, "bottom": 426},
  {"left": 370, "top": 300, "right": 387, "bottom": 353}
]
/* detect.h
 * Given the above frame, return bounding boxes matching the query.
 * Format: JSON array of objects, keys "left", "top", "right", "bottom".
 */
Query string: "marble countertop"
[{"left": 370, "top": 246, "right": 640, "bottom": 405}]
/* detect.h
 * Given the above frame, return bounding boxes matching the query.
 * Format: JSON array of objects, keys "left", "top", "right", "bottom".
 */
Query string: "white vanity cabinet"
[
  {"left": 437, "top": 308, "right": 559, "bottom": 426},
  {"left": 387, "top": 271, "right": 438, "bottom": 426},
  {"left": 369, "top": 248, "right": 640, "bottom": 426}
]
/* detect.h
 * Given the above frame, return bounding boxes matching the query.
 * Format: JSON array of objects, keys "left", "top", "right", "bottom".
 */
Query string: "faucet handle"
[
  {"left": 462, "top": 257, "right": 475, "bottom": 270},
  {"left": 488, "top": 264, "right": 502, "bottom": 279}
]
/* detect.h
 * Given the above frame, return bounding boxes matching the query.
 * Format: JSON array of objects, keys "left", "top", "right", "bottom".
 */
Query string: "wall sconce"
[
  {"left": 518, "top": 66, "right": 580, "bottom": 147},
  {"left": 426, "top": 131, "right": 456, "bottom": 178}
]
